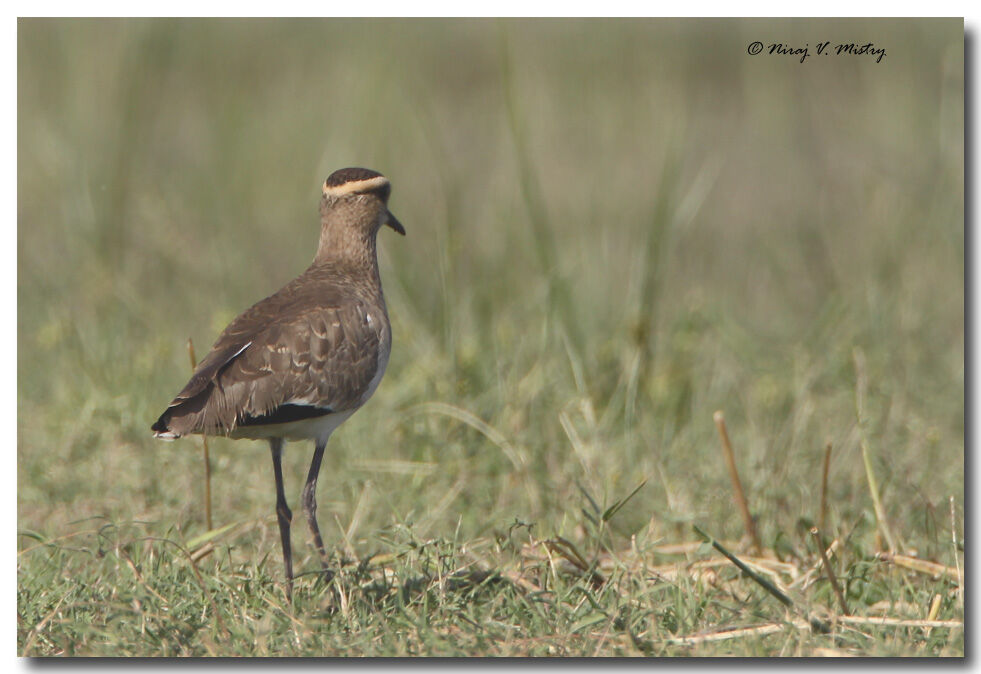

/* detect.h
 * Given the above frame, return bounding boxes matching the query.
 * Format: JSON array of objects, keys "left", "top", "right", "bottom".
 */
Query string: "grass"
[{"left": 17, "top": 18, "right": 964, "bottom": 656}]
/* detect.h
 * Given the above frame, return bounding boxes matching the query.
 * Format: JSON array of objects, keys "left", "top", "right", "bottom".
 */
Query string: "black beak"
[{"left": 386, "top": 210, "right": 406, "bottom": 235}]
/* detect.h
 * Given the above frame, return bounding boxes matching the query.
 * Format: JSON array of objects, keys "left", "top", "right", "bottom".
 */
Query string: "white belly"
[{"left": 228, "top": 409, "right": 355, "bottom": 443}]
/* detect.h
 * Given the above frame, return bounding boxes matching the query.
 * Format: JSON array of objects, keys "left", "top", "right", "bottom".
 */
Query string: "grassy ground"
[{"left": 17, "top": 18, "right": 963, "bottom": 656}]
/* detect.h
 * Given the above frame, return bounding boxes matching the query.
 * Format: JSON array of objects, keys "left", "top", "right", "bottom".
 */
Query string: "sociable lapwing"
[{"left": 151, "top": 167, "right": 404, "bottom": 599}]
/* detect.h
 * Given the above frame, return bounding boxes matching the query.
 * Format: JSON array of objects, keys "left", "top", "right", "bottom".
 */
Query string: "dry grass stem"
[
  {"left": 665, "top": 622, "right": 796, "bottom": 646},
  {"left": 810, "top": 527, "right": 848, "bottom": 615},
  {"left": 837, "top": 616, "right": 962, "bottom": 629},
  {"left": 187, "top": 338, "right": 213, "bottom": 532},
  {"left": 650, "top": 541, "right": 715, "bottom": 555},
  {"left": 925, "top": 594, "right": 943, "bottom": 637},
  {"left": 189, "top": 541, "right": 216, "bottom": 563},
  {"left": 950, "top": 496, "right": 963, "bottom": 611},
  {"left": 879, "top": 553, "right": 960, "bottom": 582},
  {"left": 852, "top": 348, "right": 897, "bottom": 552},
  {"left": 713, "top": 411, "right": 761, "bottom": 554},
  {"left": 866, "top": 600, "right": 920, "bottom": 615},
  {"left": 644, "top": 558, "right": 793, "bottom": 588},
  {"left": 518, "top": 540, "right": 797, "bottom": 583},
  {"left": 819, "top": 442, "right": 832, "bottom": 533},
  {"left": 667, "top": 614, "right": 961, "bottom": 649},
  {"left": 789, "top": 539, "right": 840, "bottom": 590}
]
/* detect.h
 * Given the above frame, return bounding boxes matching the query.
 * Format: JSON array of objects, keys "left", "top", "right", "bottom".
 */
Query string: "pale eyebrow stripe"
[{"left": 322, "top": 175, "right": 390, "bottom": 198}]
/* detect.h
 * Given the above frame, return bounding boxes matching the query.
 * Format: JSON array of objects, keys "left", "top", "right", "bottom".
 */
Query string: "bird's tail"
[{"left": 151, "top": 411, "right": 181, "bottom": 440}]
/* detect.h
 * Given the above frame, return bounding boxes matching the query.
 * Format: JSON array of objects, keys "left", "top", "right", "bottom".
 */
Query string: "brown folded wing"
[{"left": 153, "top": 269, "right": 381, "bottom": 438}]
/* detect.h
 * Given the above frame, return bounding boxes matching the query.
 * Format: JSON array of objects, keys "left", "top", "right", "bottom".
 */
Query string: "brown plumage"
[
  {"left": 151, "top": 167, "right": 404, "bottom": 599},
  {"left": 152, "top": 264, "right": 387, "bottom": 438}
]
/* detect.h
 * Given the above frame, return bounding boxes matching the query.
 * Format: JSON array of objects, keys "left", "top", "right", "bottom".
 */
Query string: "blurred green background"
[{"left": 19, "top": 18, "right": 962, "bottom": 571}]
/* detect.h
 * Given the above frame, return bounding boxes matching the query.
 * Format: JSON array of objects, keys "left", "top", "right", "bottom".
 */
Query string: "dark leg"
[
  {"left": 302, "top": 438, "right": 332, "bottom": 578},
  {"left": 270, "top": 438, "right": 293, "bottom": 600}
]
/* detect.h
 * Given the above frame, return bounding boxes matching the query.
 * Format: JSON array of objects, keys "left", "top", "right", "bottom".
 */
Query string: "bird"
[{"left": 151, "top": 167, "right": 404, "bottom": 599}]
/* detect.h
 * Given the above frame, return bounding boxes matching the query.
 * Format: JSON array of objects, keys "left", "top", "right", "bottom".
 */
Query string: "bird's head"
[{"left": 320, "top": 167, "right": 405, "bottom": 237}]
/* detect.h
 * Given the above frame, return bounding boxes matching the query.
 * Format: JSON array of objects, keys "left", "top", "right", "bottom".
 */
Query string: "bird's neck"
[{"left": 312, "top": 225, "right": 380, "bottom": 280}]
